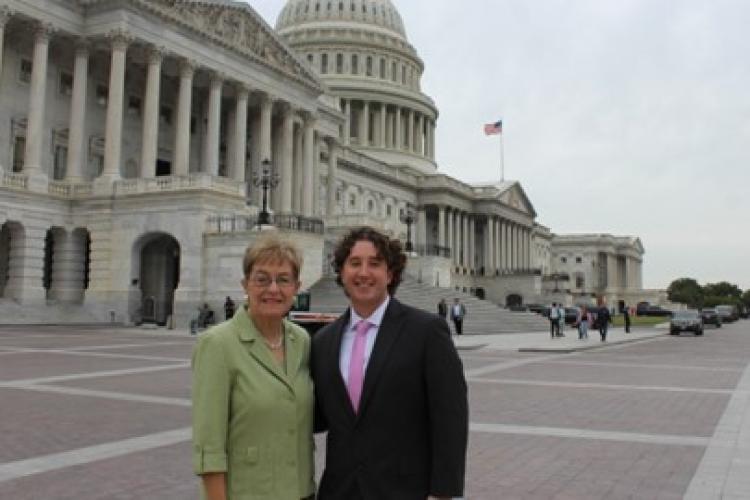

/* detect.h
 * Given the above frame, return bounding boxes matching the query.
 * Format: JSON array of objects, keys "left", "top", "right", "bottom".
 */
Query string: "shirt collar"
[{"left": 349, "top": 295, "right": 391, "bottom": 331}]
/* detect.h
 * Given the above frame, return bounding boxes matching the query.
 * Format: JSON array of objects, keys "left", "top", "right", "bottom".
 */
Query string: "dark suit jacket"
[{"left": 312, "top": 298, "right": 468, "bottom": 500}]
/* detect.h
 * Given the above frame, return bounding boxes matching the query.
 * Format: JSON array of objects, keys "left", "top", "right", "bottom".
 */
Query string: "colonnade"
[
  {"left": 3, "top": 19, "right": 336, "bottom": 217},
  {"left": 340, "top": 98, "right": 435, "bottom": 160},
  {"left": 425, "top": 206, "right": 533, "bottom": 274}
]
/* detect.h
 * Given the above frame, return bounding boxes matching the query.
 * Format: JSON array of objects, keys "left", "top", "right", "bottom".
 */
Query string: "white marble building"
[{"left": 0, "top": 0, "right": 649, "bottom": 325}]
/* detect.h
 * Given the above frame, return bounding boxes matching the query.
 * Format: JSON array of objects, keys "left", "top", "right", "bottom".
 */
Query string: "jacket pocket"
[{"left": 228, "top": 446, "right": 274, "bottom": 496}]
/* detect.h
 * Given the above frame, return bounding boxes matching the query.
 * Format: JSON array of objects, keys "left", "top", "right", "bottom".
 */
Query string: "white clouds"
[{"left": 248, "top": 0, "right": 750, "bottom": 289}]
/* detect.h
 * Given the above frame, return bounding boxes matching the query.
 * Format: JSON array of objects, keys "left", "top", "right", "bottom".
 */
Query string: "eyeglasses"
[{"left": 249, "top": 274, "right": 297, "bottom": 289}]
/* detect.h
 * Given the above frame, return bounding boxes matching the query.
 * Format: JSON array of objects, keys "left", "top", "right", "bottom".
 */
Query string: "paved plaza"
[{"left": 1, "top": 321, "right": 750, "bottom": 499}]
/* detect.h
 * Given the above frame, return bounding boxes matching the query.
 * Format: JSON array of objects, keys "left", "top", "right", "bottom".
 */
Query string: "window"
[
  {"left": 95, "top": 84, "right": 108, "bottom": 106},
  {"left": 336, "top": 53, "right": 343, "bottom": 74},
  {"left": 53, "top": 145, "right": 67, "bottom": 180},
  {"left": 128, "top": 96, "right": 142, "bottom": 115},
  {"left": 12, "top": 136, "right": 25, "bottom": 172},
  {"left": 321, "top": 53, "right": 328, "bottom": 74},
  {"left": 349, "top": 193, "right": 356, "bottom": 208},
  {"left": 391, "top": 61, "right": 397, "bottom": 82},
  {"left": 386, "top": 204, "right": 392, "bottom": 217},
  {"left": 575, "top": 256, "right": 582, "bottom": 264},
  {"left": 366, "top": 56, "right": 373, "bottom": 76},
  {"left": 159, "top": 106, "right": 173, "bottom": 125},
  {"left": 379, "top": 58, "right": 386, "bottom": 79},
  {"left": 19, "top": 59, "right": 32, "bottom": 84},
  {"left": 576, "top": 275, "right": 585, "bottom": 288},
  {"left": 351, "top": 55, "right": 359, "bottom": 74},
  {"left": 59, "top": 72, "right": 73, "bottom": 96},
  {"left": 368, "top": 199, "right": 374, "bottom": 213},
  {"left": 561, "top": 257, "right": 567, "bottom": 263},
  {"left": 307, "top": 54, "right": 314, "bottom": 65},
  {"left": 401, "top": 64, "right": 406, "bottom": 84},
  {"left": 336, "top": 190, "right": 341, "bottom": 202}
]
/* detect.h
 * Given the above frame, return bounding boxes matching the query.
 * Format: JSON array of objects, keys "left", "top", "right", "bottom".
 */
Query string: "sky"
[{"left": 246, "top": 0, "right": 750, "bottom": 291}]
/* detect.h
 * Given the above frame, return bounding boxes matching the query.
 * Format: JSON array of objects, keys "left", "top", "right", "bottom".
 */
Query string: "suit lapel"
[{"left": 356, "top": 298, "right": 406, "bottom": 418}]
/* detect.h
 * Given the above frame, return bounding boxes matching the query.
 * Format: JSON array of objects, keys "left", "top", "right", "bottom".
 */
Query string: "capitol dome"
[
  {"left": 276, "top": 0, "right": 438, "bottom": 174},
  {"left": 276, "top": 0, "right": 407, "bottom": 40}
]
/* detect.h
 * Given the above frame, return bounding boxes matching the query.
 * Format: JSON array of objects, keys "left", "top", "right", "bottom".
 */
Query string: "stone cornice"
[{"left": 82, "top": 0, "right": 324, "bottom": 95}]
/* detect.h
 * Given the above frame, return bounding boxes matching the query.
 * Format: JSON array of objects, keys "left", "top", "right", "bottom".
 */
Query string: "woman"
[
  {"left": 192, "top": 235, "right": 315, "bottom": 500},
  {"left": 577, "top": 305, "right": 591, "bottom": 340}
]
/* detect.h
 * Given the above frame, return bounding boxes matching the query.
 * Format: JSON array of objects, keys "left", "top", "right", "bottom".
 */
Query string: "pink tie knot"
[{"left": 347, "top": 320, "right": 372, "bottom": 412}]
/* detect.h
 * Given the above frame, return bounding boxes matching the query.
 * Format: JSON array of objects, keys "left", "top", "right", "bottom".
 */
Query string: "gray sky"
[{"left": 247, "top": 0, "right": 750, "bottom": 291}]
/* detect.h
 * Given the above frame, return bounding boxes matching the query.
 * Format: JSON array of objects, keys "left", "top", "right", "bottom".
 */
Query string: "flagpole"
[{"left": 500, "top": 132, "right": 505, "bottom": 182}]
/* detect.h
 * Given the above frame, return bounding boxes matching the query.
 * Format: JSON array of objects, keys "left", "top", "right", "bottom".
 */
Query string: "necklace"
[{"left": 263, "top": 333, "right": 284, "bottom": 350}]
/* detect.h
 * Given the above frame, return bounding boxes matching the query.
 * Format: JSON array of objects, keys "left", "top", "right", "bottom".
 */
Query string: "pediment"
[
  {"left": 131, "top": 0, "right": 323, "bottom": 92},
  {"left": 497, "top": 182, "right": 537, "bottom": 217}
]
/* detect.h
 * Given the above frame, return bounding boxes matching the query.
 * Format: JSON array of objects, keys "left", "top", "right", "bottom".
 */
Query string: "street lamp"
[
  {"left": 400, "top": 204, "right": 415, "bottom": 252},
  {"left": 252, "top": 159, "right": 279, "bottom": 226}
]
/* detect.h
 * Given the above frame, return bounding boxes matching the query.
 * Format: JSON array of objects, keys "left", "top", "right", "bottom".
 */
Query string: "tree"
[
  {"left": 667, "top": 278, "right": 704, "bottom": 308},
  {"left": 742, "top": 290, "right": 750, "bottom": 308},
  {"left": 703, "top": 282, "right": 742, "bottom": 299}
]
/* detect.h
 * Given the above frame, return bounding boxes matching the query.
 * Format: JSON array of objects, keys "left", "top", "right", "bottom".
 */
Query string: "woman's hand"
[{"left": 202, "top": 473, "right": 227, "bottom": 500}]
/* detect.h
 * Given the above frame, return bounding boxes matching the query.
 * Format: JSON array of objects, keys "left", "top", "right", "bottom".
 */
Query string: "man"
[
  {"left": 312, "top": 227, "right": 468, "bottom": 500},
  {"left": 450, "top": 298, "right": 467, "bottom": 335},
  {"left": 623, "top": 305, "right": 631, "bottom": 333},
  {"left": 598, "top": 303, "right": 612, "bottom": 341},
  {"left": 557, "top": 303, "right": 566, "bottom": 337},
  {"left": 549, "top": 302, "right": 560, "bottom": 338},
  {"left": 223, "top": 295, "right": 235, "bottom": 320}
]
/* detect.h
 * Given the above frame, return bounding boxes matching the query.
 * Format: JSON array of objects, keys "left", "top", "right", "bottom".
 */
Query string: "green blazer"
[{"left": 192, "top": 307, "right": 315, "bottom": 499}]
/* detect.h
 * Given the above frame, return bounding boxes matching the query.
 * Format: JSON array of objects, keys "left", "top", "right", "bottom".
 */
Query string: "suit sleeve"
[
  {"left": 424, "top": 316, "right": 468, "bottom": 496},
  {"left": 311, "top": 333, "right": 329, "bottom": 434},
  {"left": 192, "top": 333, "right": 231, "bottom": 475}
]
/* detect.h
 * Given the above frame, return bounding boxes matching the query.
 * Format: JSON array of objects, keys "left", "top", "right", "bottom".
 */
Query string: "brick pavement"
[{"left": 0, "top": 321, "right": 749, "bottom": 498}]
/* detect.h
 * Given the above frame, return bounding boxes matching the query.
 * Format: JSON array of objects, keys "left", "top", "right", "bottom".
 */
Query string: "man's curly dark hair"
[{"left": 332, "top": 227, "right": 407, "bottom": 296}]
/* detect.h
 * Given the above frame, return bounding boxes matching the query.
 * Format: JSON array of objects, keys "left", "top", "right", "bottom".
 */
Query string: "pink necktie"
[{"left": 347, "top": 320, "right": 371, "bottom": 412}]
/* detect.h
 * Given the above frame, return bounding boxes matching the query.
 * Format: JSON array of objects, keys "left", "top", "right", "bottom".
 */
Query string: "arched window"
[
  {"left": 336, "top": 54, "right": 344, "bottom": 73},
  {"left": 321, "top": 53, "right": 328, "bottom": 74},
  {"left": 379, "top": 58, "right": 386, "bottom": 79},
  {"left": 351, "top": 54, "right": 359, "bottom": 74},
  {"left": 366, "top": 56, "right": 373, "bottom": 76},
  {"left": 391, "top": 61, "right": 397, "bottom": 82},
  {"left": 368, "top": 199, "right": 375, "bottom": 213}
]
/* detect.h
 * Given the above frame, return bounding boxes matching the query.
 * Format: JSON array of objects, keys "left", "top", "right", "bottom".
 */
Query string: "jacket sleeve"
[
  {"left": 192, "top": 333, "right": 232, "bottom": 475},
  {"left": 424, "top": 316, "right": 468, "bottom": 496}
]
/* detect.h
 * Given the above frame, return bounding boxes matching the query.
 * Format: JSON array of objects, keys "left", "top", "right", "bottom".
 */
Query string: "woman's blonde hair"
[{"left": 242, "top": 234, "right": 303, "bottom": 279}]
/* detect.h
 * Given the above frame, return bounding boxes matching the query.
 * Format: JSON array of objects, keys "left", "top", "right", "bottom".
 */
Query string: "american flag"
[{"left": 484, "top": 120, "right": 503, "bottom": 136}]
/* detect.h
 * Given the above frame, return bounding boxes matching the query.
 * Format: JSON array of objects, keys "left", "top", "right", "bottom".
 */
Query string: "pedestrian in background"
[
  {"left": 223, "top": 296, "right": 235, "bottom": 321},
  {"left": 438, "top": 298, "right": 448, "bottom": 321},
  {"left": 598, "top": 304, "right": 612, "bottom": 341},
  {"left": 623, "top": 305, "right": 631, "bottom": 333},
  {"left": 450, "top": 298, "right": 467, "bottom": 335},
  {"left": 549, "top": 303, "right": 560, "bottom": 338},
  {"left": 576, "top": 306, "right": 590, "bottom": 340},
  {"left": 557, "top": 303, "right": 566, "bottom": 337}
]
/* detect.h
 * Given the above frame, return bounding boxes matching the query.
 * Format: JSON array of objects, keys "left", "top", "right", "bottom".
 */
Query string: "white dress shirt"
[{"left": 339, "top": 295, "right": 391, "bottom": 385}]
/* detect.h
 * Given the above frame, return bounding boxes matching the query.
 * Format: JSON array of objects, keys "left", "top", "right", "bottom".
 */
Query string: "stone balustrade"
[
  {"left": 114, "top": 174, "right": 245, "bottom": 197},
  {"left": 1, "top": 171, "right": 28, "bottom": 190}
]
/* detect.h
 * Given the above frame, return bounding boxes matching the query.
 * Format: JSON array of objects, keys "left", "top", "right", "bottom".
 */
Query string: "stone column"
[
  {"left": 446, "top": 208, "right": 454, "bottom": 263},
  {"left": 22, "top": 23, "right": 53, "bottom": 180},
  {"left": 313, "top": 136, "right": 322, "bottom": 215},
  {"left": 359, "top": 101, "right": 369, "bottom": 146},
  {"left": 48, "top": 229, "right": 86, "bottom": 303},
  {"left": 0, "top": 7, "right": 10, "bottom": 84},
  {"left": 395, "top": 107, "right": 402, "bottom": 150},
  {"left": 65, "top": 40, "right": 90, "bottom": 182},
  {"left": 326, "top": 139, "right": 339, "bottom": 216},
  {"left": 140, "top": 46, "right": 162, "bottom": 179},
  {"left": 469, "top": 216, "right": 476, "bottom": 271},
  {"left": 427, "top": 119, "right": 435, "bottom": 159},
  {"left": 302, "top": 114, "right": 316, "bottom": 217},
  {"left": 232, "top": 85, "right": 249, "bottom": 183},
  {"left": 258, "top": 94, "right": 273, "bottom": 203},
  {"left": 437, "top": 206, "right": 446, "bottom": 249},
  {"left": 279, "top": 105, "right": 295, "bottom": 213},
  {"left": 173, "top": 59, "right": 194, "bottom": 176},
  {"left": 100, "top": 30, "right": 130, "bottom": 183},
  {"left": 416, "top": 207, "right": 427, "bottom": 250},
  {"left": 462, "top": 213, "right": 469, "bottom": 268},
  {"left": 292, "top": 123, "right": 303, "bottom": 213},
  {"left": 205, "top": 73, "right": 223, "bottom": 176},
  {"left": 379, "top": 103, "right": 387, "bottom": 148},
  {"left": 343, "top": 99, "right": 351, "bottom": 146},
  {"left": 4, "top": 226, "right": 46, "bottom": 304},
  {"left": 407, "top": 109, "right": 414, "bottom": 152},
  {"left": 503, "top": 221, "right": 510, "bottom": 271},
  {"left": 485, "top": 217, "right": 494, "bottom": 274},
  {"left": 415, "top": 113, "right": 424, "bottom": 155}
]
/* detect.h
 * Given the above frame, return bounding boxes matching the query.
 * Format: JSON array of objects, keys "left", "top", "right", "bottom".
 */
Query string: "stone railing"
[
  {"left": 1, "top": 171, "right": 28, "bottom": 190},
  {"left": 414, "top": 244, "right": 451, "bottom": 259},
  {"left": 206, "top": 214, "right": 325, "bottom": 235},
  {"left": 48, "top": 181, "right": 93, "bottom": 197},
  {"left": 115, "top": 174, "right": 245, "bottom": 197},
  {"left": 324, "top": 214, "right": 391, "bottom": 228}
]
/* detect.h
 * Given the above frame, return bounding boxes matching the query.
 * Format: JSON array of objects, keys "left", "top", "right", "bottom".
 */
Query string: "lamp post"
[
  {"left": 252, "top": 158, "right": 279, "bottom": 226},
  {"left": 400, "top": 204, "right": 415, "bottom": 253}
]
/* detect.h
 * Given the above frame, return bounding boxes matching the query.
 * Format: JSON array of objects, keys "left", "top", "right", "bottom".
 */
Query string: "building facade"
[{"left": 0, "top": 0, "right": 648, "bottom": 326}]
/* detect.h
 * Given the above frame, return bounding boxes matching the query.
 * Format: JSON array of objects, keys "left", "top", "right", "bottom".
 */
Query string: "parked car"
[
  {"left": 564, "top": 307, "right": 581, "bottom": 325},
  {"left": 670, "top": 310, "right": 704, "bottom": 336},
  {"left": 640, "top": 305, "right": 673, "bottom": 317},
  {"left": 716, "top": 305, "right": 738, "bottom": 323},
  {"left": 526, "top": 304, "right": 547, "bottom": 315},
  {"left": 700, "top": 308, "right": 722, "bottom": 328}
]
